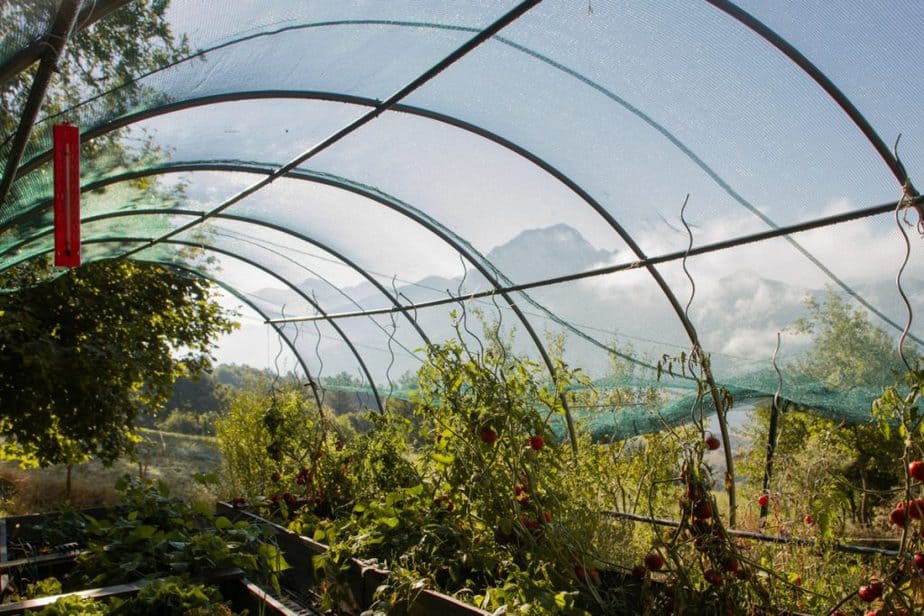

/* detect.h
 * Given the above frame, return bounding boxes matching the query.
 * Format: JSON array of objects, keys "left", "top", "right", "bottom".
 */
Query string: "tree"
[
  {"left": 0, "top": 260, "right": 236, "bottom": 473},
  {"left": 213, "top": 363, "right": 272, "bottom": 389},
  {"left": 793, "top": 291, "right": 913, "bottom": 389},
  {"left": 741, "top": 290, "right": 917, "bottom": 526},
  {"left": 2, "top": 0, "right": 192, "bottom": 248},
  {"left": 164, "top": 370, "right": 227, "bottom": 416},
  {"left": 0, "top": 2, "right": 218, "bottom": 463},
  {"left": 1, "top": 1, "right": 190, "bottom": 135}
]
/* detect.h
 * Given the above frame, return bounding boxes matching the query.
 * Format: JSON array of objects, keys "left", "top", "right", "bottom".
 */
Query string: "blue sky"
[{"left": 14, "top": 0, "right": 923, "bottom": 379}]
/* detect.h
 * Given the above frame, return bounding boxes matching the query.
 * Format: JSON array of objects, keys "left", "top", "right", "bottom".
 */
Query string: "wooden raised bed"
[
  {"left": 215, "top": 504, "right": 824, "bottom": 616},
  {"left": 216, "top": 502, "right": 491, "bottom": 616},
  {"left": 0, "top": 568, "right": 251, "bottom": 615},
  {"left": 0, "top": 509, "right": 308, "bottom": 615}
]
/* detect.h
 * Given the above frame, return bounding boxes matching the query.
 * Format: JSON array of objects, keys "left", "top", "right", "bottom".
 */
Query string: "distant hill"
[
  {"left": 484, "top": 223, "right": 613, "bottom": 282},
  {"left": 247, "top": 224, "right": 923, "bottom": 384}
]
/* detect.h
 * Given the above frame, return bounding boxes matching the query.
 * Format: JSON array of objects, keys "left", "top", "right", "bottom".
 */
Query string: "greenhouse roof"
[{"left": 1, "top": 0, "right": 922, "bottom": 438}]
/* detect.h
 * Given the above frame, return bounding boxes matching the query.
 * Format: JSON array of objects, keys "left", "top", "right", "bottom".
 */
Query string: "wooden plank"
[
  {"left": 0, "top": 549, "right": 84, "bottom": 573},
  {"left": 360, "top": 563, "right": 387, "bottom": 609},
  {"left": 0, "top": 579, "right": 150, "bottom": 614},
  {"left": 0, "top": 518, "right": 7, "bottom": 596}
]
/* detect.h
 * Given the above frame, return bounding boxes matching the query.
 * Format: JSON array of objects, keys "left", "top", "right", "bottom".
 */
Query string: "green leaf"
[
  {"left": 258, "top": 543, "right": 290, "bottom": 572},
  {"left": 193, "top": 471, "right": 219, "bottom": 486},
  {"left": 130, "top": 525, "right": 158, "bottom": 540}
]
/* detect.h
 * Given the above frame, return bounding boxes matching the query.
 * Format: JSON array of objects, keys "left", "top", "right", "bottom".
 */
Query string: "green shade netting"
[{"left": 0, "top": 0, "right": 922, "bottom": 442}]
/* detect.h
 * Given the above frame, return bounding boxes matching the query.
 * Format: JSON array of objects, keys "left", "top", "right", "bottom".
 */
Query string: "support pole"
[
  {"left": 0, "top": 0, "right": 132, "bottom": 86},
  {"left": 0, "top": 0, "right": 80, "bottom": 209},
  {"left": 759, "top": 398, "right": 786, "bottom": 526}
]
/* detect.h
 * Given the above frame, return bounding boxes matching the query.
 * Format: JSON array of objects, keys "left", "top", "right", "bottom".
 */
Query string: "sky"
[
  {"left": 154, "top": 1, "right": 924, "bottom": 378},
  {"left": 9, "top": 0, "right": 924, "bottom": 381}
]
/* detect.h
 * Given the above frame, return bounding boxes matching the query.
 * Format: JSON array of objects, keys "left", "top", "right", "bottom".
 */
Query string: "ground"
[{"left": 0, "top": 429, "right": 221, "bottom": 514}]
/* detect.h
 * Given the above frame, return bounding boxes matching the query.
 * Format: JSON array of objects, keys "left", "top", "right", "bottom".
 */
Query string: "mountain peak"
[
  {"left": 506, "top": 223, "right": 587, "bottom": 245},
  {"left": 485, "top": 224, "right": 613, "bottom": 282}
]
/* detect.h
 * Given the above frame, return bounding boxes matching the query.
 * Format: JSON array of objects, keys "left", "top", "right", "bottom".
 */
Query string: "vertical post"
[
  {"left": 759, "top": 398, "right": 785, "bottom": 526},
  {"left": 0, "top": 517, "right": 7, "bottom": 596}
]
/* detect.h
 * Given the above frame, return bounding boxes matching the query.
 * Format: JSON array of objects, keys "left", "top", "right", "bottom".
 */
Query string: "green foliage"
[
  {"left": 336, "top": 410, "right": 419, "bottom": 501},
  {"left": 30, "top": 578, "right": 239, "bottom": 616},
  {"left": 1, "top": 0, "right": 189, "bottom": 139},
  {"left": 306, "top": 319, "right": 616, "bottom": 614},
  {"left": 113, "top": 578, "right": 235, "bottom": 616},
  {"left": 34, "top": 594, "right": 109, "bottom": 616},
  {"left": 597, "top": 428, "right": 695, "bottom": 518},
  {"left": 217, "top": 303, "right": 924, "bottom": 614},
  {"left": 73, "top": 476, "right": 286, "bottom": 592},
  {"left": 742, "top": 290, "right": 916, "bottom": 525},
  {"left": 793, "top": 290, "right": 916, "bottom": 389},
  {"left": 23, "top": 576, "right": 63, "bottom": 600},
  {"left": 212, "top": 364, "right": 272, "bottom": 389},
  {"left": 214, "top": 382, "right": 330, "bottom": 503},
  {"left": 0, "top": 261, "right": 235, "bottom": 467},
  {"left": 159, "top": 410, "right": 219, "bottom": 436}
]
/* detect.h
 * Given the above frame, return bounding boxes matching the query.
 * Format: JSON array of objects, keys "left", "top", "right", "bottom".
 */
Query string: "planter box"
[
  {"left": 0, "top": 509, "right": 308, "bottom": 615},
  {"left": 2, "top": 508, "right": 107, "bottom": 552},
  {"left": 216, "top": 505, "right": 821, "bottom": 616},
  {"left": 216, "top": 502, "right": 490, "bottom": 616}
]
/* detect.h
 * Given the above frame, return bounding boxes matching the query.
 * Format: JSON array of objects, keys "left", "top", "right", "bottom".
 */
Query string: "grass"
[{"left": 0, "top": 428, "right": 222, "bottom": 515}]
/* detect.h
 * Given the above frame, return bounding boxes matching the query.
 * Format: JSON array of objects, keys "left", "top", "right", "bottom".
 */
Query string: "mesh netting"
[{"left": 1, "top": 0, "right": 922, "bottom": 441}]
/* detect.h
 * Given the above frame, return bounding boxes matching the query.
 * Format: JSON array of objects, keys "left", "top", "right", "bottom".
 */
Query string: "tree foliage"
[
  {"left": 0, "top": 260, "right": 235, "bottom": 466},
  {"left": 164, "top": 370, "right": 226, "bottom": 415},
  {"left": 792, "top": 291, "right": 914, "bottom": 389},
  {"left": 1, "top": 0, "right": 192, "bottom": 248},
  {"left": 741, "top": 290, "right": 917, "bottom": 525},
  {"left": 0, "top": 1, "right": 228, "bottom": 467},
  {"left": 1, "top": 0, "right": 190, "bottom": 136}
]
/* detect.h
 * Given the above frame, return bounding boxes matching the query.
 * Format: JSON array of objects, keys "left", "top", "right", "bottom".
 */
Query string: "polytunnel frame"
[
  {"left": 4, "top": 7, "right": 916, "bottom": 344},
  {"left": 4, "top": 7, "right": 914, "bottom": 344},
  {"left": 149, "top": 259, "right": 329, "bottom": 416},
  {"left": 9, "top": 84, "right": 916, "bottom": 345},
  {"left": 7, "top": 86, "right": 920, "bottom": 352},
  {"left": 107, "top": 236, "right": 391, "bottom": 414},
  {"left": 1, "top": 0, "right": 919, "bottom": 526},
  {"left": 2, "top": 0, "right": 588, "bottom": 445},
  {"left": 3, "top": 3, "right": 915, "bottom": 319},
  {"left": 0, "top": 167, "right": 585, "bottom": 451},
  {"left": 0, "top": 229, "right": 381, "bottom": 414}
]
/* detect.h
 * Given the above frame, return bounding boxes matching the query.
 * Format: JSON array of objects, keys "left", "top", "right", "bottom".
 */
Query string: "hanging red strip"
[{"left": 53, "top": 122, "right": 80, "bottom": 267}]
